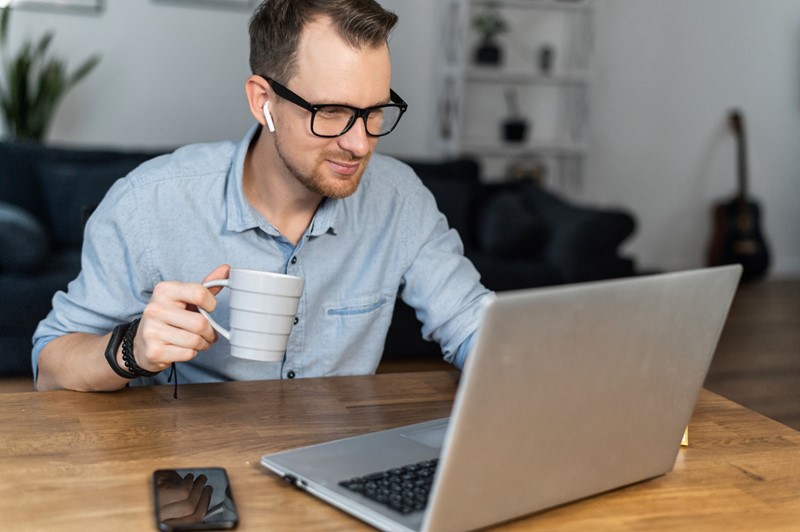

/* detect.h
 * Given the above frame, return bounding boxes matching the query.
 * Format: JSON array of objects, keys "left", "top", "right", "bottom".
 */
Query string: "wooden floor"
[
  {"left": 704, "top": 279, "right": 800, "bottom": 430},
  {"left": 3, "top": 281, "right": 799, "bottom": 432}
]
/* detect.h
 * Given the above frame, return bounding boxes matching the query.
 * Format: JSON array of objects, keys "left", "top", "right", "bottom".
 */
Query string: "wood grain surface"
[{"left": 1, "top": 371, "right": 799, "bottom": 531}]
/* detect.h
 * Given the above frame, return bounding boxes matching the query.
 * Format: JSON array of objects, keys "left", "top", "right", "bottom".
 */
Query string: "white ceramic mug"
[{"left": 198, "top": 268, "right": 304, "bottom": 362}]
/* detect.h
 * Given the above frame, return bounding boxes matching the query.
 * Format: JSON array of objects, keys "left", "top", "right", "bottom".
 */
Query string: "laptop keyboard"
[{"left": 338, "top": 458, "right": 439, "bottom": 514}]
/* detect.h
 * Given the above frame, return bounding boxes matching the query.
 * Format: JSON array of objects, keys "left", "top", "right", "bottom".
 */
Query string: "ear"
[{"left": 245, "top": 75, "right": 274, "bottom": 130}]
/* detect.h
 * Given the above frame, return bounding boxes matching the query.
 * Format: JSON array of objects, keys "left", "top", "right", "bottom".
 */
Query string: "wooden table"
[{"left": 1, "top": 371, "right": 799, "bottom": 531}]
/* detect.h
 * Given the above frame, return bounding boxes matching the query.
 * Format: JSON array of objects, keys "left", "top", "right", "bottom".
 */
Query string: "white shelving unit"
[{"left": 436, "top": 0, "right": 593, "bottom": 196}]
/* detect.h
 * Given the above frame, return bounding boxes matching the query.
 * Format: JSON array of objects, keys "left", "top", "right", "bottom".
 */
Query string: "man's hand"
[
  {"left": 156, "top": 471, "right": 213, "bottom": 525},
  {"left": 133, "top": 264, "right": 231, "bottom": 372}
]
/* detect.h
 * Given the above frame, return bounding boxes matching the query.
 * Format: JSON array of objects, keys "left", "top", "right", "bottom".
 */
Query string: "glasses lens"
[
  {"left": 312, "top": 106, "right": 356, "bottom": 137},
  {"left": 366, "top": 106, "right": 402, "bottom": 136},
  {"left": 311, "top": 105, "right": 402, "bottom": 137}
]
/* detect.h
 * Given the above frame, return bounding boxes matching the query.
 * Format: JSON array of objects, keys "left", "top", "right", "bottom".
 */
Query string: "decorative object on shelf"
[
  {"left": 507, "top": 156, "right": 547, "bottom": 184},
  {"left": 501, "top": 87, "right": 529, "bottom": 143},
  {"left": 151, "top": 0, "right": 255, "bottom": 10},
  {"left": 0, "top": 0, "right": 103, "bottom": 13},
  {"left": 0, "top": 6, "right": 101, "bottom": 141},
  {"left": 471, "top": 2, "right": 508, "bottom": 66},
  {"left": 538, "top": 44, "right": 554, "bottom": 75}
]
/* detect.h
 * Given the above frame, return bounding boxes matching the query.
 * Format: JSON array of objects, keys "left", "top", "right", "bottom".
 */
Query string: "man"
[{"left": 33, "top": 0, "right": 491, "bottom": 392}]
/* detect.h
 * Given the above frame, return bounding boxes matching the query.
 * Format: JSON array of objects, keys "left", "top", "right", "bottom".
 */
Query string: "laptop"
[{"left": 260, "top": 265, "right": 741, "bottom": 531}]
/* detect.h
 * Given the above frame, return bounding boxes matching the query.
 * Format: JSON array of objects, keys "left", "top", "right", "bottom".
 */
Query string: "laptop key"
[{"left": 339, "top": 458, "right": 439, "bottom": 514}]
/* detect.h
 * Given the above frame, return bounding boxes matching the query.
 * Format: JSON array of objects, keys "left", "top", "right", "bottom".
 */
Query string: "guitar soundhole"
[{"left": 733, "top": 240, "right": 758, "bottom": 255}]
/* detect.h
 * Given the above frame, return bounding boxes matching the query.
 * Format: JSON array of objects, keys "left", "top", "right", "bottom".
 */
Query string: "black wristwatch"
[
  {"left": 105, "top": 322, "right": 137, "bottom": 379},
  {"left": 105, "top": 319, "right": 160, "bottom": 379}
]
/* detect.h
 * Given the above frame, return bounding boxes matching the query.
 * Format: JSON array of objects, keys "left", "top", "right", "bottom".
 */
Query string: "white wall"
[
  {"left": 587, "top": 0, "right": 800, "bottom": 277},
  {"left": 2, "top": 0, "right": 798, "bottom": 277},
  {"left": 1, "top": 0, "right": 254, "bottom": 148},
  {"left": 0, "top": 0, "right": 441, "bottom": 154}
]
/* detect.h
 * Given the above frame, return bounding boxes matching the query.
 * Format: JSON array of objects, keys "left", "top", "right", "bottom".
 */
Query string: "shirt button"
[
  {"left": 290, "top": 256, "right": 297, "bottom": 265},
  {"left": 287, "top": 370, "right": 296, "bottom": 379},
  {"left": 293, "top": 317, "right": 299, "bottom": 325}
]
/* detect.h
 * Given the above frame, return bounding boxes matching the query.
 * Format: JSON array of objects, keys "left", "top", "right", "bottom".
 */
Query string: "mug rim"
[{"left": 232, "top": 268, "right": 303, "bottom": 281}]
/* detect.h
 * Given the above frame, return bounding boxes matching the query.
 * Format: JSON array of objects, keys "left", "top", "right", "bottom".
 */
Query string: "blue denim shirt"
[{"left": 33, "top": 125, "right": 491, "bottom": 384}]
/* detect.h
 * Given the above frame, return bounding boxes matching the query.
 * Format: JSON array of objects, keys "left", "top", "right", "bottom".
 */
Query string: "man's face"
[{"left": 271, "top": 18, "right": 392, "bottom": 199}]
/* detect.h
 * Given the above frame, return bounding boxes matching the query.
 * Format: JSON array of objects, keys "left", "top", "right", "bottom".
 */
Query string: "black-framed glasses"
[{"left": 263, "top": 76, "right": 408, "bottom": 138}]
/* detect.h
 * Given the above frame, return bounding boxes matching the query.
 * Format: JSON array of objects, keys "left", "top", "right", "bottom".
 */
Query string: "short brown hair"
[{"left": 249, "top": 0, "right": 398, "bottom": 83}]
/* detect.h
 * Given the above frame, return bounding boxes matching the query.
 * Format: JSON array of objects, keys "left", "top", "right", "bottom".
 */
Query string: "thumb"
[{"left": 202, "top": 264, "right": 231, "bottom": 296}]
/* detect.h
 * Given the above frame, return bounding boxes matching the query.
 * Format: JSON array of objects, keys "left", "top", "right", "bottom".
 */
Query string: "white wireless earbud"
[{"left": 263, "top": 101, "right": 275, "bottom": 133}]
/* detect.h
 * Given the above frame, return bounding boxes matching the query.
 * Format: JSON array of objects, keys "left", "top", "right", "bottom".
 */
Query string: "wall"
[
  {"left": 0, "top": 0, "right": 254, "bottom": 148},
  {"left": 588, "top": 0, "right": 800, "bottom": 276},
  {"left": 2, "top": 0, "right": 798, "bottom": 277},
  {"left": 0, "top": 0, "right": 439, "bottom": 155}
]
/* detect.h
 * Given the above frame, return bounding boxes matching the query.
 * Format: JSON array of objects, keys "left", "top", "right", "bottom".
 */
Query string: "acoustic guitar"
[{"left": 707, "top": 109, "right": 770, "bottom": 279}]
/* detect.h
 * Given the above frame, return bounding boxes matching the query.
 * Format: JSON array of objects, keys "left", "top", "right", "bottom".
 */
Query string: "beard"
[{"left": 275, "top": 134, "right": 372, "bottom": 199}]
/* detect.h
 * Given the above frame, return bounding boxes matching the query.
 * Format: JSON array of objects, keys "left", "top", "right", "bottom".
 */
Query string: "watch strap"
[{"left": 105, "top": 322, "right": 137, "bottom": 379}]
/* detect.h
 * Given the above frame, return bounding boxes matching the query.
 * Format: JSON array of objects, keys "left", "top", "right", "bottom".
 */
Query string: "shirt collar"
[{"left": 225, "top": 124, "right": 340, "bottom": 237}]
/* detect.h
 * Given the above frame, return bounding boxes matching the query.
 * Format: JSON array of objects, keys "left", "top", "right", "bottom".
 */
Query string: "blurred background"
[{"left": 1, "top": 0, "right": 798, "bottom": 278}]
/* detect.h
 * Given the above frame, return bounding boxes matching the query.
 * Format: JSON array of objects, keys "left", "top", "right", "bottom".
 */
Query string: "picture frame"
[
  {"left": 152, "top": 0, "right": 256, "bottom": 11},
  {"left": 1, "top": 0, "right": 104, "bottom": 14}
]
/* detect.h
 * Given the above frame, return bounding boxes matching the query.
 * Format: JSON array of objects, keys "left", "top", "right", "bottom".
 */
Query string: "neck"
[{"left": 243, "top": 129, "right": 323, "bottom": 245}]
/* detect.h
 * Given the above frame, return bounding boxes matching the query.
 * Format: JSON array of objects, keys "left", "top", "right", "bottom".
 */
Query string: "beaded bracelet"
[
  {"left": 121, "top": 319, "right": 160, "bottom": 378},
  {"left": 105, "top": 322, "right": 137, "bottom": 379}
]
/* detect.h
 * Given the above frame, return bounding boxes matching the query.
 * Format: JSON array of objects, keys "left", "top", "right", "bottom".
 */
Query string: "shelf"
[
  {"left": 466, "top": 68, "right": 589, "bottom": 86},
  {"left": 461, "top": 139, "right": 586, "bottom": 158},
  {"left": 471, "top": 0, "right": 592, "bottom": 13}
]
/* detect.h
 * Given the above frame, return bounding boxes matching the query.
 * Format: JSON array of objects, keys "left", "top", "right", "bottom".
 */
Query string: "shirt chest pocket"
[
  {"left": 315, "top": 292, "right": 397, "bottom": 375},
  {"left": 322, "top": 292, "right": 395, "bottom": 346},
  {"left": 325, "top": 292, "right": 392, "bottom": 320}
]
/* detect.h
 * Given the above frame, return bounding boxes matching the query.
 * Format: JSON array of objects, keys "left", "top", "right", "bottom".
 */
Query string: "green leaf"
[
  {"left": 0, "top": 7, "right": 10, "bottom": 48},
  {"left": 34, "top": 32, "right": 55, "bottom": 60},
  {"left": 68, "top": 54, "right": 101, "bottom": 87},
  {"left": 0, "top": 11, "right": 101, "bottom": 141}
]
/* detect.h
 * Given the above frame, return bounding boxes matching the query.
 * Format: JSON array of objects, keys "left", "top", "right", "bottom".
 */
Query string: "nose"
[{"left": 336, "top": 116, "right": 372, "bottom": 157}]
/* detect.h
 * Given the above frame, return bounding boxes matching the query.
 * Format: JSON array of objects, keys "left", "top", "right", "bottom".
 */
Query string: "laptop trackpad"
[{"left": 400, "top": 419, "right": 449, "bottom": 450}]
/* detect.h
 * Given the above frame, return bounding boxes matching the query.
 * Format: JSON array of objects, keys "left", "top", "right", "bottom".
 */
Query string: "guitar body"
[
  {"left": 707, "top": 109, "right": 770, "bottom": 280},
  {"left": 709, "top": 197, "right": 769, "bottom": 278}
]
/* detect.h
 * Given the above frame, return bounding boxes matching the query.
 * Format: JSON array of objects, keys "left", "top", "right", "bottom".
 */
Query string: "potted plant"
[
  {"left": 0, "top": 6, "right": 101, "bottom": 142},
  {"left": 501, "top": 87, "right": 529, "bottom": 143},
  {"left": 472, "top": 3, "right": 508, "bottom": 66}
]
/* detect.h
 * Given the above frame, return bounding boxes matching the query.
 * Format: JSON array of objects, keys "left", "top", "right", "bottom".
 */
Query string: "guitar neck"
[{"left": 730, "top": 110, "right": 749, "bottom": 203}]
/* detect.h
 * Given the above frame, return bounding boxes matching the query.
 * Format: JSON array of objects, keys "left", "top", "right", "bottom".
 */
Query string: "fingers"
[
  {"left": 203, "top": 264, "right": 231, "bottom": 297},
  {"left": 157, "top": 472, "right": 197, "bottom": 506},
  {"left": 133, "top": 266, "right": 231, "bottom": 370},
  {"left": 160, "top": 474, "right": 212, "bottom": 524}
]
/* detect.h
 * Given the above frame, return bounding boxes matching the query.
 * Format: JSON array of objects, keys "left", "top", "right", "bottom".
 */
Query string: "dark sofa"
[
  {"left": 383, "top": 158, "right": 637, "bottom": 358},
  {"left": 0, "top": 141, "right": 636, "bottom": 376}
]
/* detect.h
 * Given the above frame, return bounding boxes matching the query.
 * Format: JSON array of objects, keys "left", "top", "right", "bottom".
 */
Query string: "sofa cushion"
[
  {"left": 519, "top": 183, "right": 635, "bottom": 266},
  {"left": 0, "top": 141, "right": 47, "bottom": 222},
  {"left": 476, "top": 190, "right": 548, "bottom": 258},
  {"left": 36, "top": 157, "right": 146, "bottom": 248},
  {"left": 0, "top": 201, "right": 50, "bottom": 273}
]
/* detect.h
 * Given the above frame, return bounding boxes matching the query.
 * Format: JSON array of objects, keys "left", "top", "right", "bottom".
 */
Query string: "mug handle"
[{"left": 198, "top": 279, "right": 231, "bottom": 340}]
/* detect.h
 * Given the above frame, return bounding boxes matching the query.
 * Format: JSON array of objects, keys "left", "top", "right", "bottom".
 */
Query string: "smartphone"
[{"left": 152, "top": 468, "right": 239, "bottom": 531}]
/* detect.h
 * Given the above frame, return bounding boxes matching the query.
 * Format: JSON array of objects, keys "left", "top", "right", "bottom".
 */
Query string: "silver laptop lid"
[{"left": 422, "top": 265, "right": 741, "bottom": 531}]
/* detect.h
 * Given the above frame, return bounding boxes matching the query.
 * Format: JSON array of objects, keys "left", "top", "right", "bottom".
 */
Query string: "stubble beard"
[{"left": 274, "top": 133, "right": 371, "bottom": 199}]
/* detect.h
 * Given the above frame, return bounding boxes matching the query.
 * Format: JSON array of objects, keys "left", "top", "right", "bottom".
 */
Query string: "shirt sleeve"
[
  {"left": 452, "top": 330, "right": 477, "bottom": 369},
  {"left": 31, "top": 176, "right": 154, "bottom": 357},
  {"left": 398, "top": 180, "right": 492, "bottom": 365}
]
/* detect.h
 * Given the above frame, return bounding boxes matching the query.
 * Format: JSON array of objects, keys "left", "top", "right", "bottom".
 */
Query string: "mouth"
[{"left": 326, "top": 159, "right": 361, "bottom": 176}]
